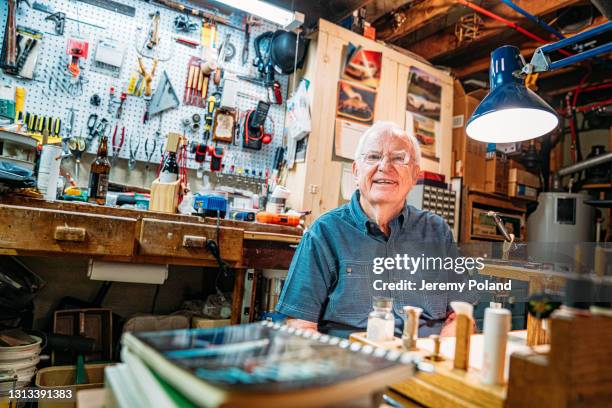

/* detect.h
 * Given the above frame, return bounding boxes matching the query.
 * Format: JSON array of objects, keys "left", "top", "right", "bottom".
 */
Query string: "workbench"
[{"left": 0, "top": 196, "right": 302, "bottom": 323}]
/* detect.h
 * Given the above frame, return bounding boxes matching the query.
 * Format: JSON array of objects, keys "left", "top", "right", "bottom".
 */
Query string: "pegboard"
[{"left": 0, "top": 0, "right": 288, "bottom": 176}]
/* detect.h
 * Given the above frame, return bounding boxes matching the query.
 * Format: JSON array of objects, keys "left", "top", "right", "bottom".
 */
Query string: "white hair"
[{"left": 354, "top": 121, "right": 421, "bottom": 166}]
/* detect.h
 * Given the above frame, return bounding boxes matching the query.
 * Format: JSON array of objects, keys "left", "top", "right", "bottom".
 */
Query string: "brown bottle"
[{"left": 88, "top": 135, "right": 111, "bottom": 205}]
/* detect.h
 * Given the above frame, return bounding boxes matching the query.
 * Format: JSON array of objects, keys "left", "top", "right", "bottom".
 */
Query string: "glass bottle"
[
  {"left": 88, "top": 135, "right": 111, "bottom": 205},
  {"left": 159, "top": 151, "right": 179, "bottom": 183},
  {"left": 366, "top": 297, "right": 395, "bottom": 342}
]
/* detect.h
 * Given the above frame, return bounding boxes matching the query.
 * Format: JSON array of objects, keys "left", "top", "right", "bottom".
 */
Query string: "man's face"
[{"left": 353, "top": 132, "right": 420, "bottom": 206}]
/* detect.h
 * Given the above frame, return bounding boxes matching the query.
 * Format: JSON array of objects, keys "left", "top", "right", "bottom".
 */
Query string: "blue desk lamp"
[{"left": 466, "top": 21, "right": 612, "bottom": 143}]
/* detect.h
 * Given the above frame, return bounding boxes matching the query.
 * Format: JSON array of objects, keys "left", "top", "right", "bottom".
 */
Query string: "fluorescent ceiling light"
[
  {"left": 215, "top": 0, "right": 302, "bottom": 28},
  {"left": 467, "top": 45, "right": 559, "bottom": 142}
]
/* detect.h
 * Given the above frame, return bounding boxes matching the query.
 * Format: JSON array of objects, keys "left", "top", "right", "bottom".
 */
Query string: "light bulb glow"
[
  {"left": 217, "top": 0, "right": 295, "bottom": 26},
  {"left": 466, "top": 108, "right": 558, "bottom": 143}
]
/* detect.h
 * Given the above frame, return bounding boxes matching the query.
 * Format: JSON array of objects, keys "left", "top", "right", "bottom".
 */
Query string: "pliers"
[
  {"left": 128, "top": 135, "right": 140, "bottom": 170},
  {"left": 111, "top": 125, "right": 125, "bottom": 165}
]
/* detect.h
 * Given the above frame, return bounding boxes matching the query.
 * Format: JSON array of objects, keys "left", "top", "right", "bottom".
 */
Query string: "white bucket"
[{"left": 0, "top": 335, "right": 42, "bottom": 362}]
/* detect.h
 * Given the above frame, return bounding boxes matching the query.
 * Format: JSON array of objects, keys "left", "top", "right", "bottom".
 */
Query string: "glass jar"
[{"left": 366, "top": 297, "right": 395, "bottom": 342}]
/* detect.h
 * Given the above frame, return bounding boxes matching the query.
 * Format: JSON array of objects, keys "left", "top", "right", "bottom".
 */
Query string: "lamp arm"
[{"left": 522, "top": 21, "right": 612, "bottom": 74}]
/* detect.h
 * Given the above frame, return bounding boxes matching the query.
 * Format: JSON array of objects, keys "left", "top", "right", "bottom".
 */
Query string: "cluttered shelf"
[{"left": 0, "top": 196, "right": 302, "bottom": 269}]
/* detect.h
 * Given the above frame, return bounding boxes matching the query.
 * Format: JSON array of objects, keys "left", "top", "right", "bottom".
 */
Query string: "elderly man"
[{"left": 276, "top": 121, "right": 475, "bottom": 338}]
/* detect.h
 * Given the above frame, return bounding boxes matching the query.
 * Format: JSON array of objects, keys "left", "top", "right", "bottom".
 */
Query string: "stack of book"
[{"left": 106, "top": 321, "right": 422, "bottom": 407}]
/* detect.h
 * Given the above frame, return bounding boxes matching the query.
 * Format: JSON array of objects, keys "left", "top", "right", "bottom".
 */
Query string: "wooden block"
[
  {"left": 149, "top": 178, "right": 180, "bottom": 213},
  {"left": 166, "top": 133, "right": 181, "bottom": 153},
  {"left": 453, "top": 314, "right": 473, "bottom": 371}
]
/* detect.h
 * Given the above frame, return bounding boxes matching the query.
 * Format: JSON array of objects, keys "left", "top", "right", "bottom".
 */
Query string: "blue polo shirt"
[{"left": 276, "top": 190, "right": 477, "bottom": 338}]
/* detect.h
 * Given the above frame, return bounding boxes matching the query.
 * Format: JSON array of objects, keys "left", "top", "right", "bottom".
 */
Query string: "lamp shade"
[{"left": 466, "top": 46, "right": 558, "bottom": 143}]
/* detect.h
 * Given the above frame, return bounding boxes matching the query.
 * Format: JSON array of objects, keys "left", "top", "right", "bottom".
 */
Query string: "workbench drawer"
[
  {"left": 138, "top": 218, "right": 243, "bottom": 263},
  {"left": 0, "top": 205, "right": 137, "bottom": 256}
]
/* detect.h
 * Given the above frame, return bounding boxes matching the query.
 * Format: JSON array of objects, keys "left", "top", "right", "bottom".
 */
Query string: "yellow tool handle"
[{"left": 14, "top": 87, "right": 25, "bottom": 121}]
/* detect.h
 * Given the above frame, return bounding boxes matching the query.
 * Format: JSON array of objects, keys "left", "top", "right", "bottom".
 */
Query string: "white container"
[
  {"left": 36, "top": 145, "right": 62, "bottom": 199},
  {"left": 481, "top": 308, "right": 511, "bottom": 385}
]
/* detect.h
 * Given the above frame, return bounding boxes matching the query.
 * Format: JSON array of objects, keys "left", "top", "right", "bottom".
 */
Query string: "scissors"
[{"left": 68, "top": 133, "right": 87, "bottom": 181}]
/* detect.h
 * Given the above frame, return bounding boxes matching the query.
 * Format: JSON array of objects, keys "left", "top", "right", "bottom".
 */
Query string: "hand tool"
[
  {"left": 143, "top": 137, "right": 157, "bottom": 183},
  {"left": 111, "top": 124, "right": 125, "bottom": 165},
  {"left": 86, "top": 114, "right": 109, "bottom": 141},
  {"left": 184, "top": 65, "right": 195, "bottom": 104},
  {"left": 115, "top": 92, "right": 127, "bottom": 119},
  {"left": 209, "top": 146, "right": 224, "bottom": 172},
  {"left": 15, "top": 38, "right": 37, "bottom": 74},
  {"left": 45, "top": 12, "right": 66, "bottom": 35},
  {"left": 68, "top": 135, "right": 86, "bottom": 181},
  {"left": 32, "top": 1, "right": 107, "bottom": 29},
  {"left": 90, "top": 94, "right": 101, "bottom": 106},
  {"left": 137, "top": 57, "right": 158, "bottom": 99},
  {"left": 174, "top": 15, "right": 198, "bottom": 32},
  {"left": 242, "top": 18, "right": 250, "bottom": 65},
  {"left": 76, "top": 0, "right": 135, "bottom": 17},
  {"left": 191, "top": 66, "right": 201, "bottom": 105},
  {"left": 2, "top": 0, "right": 18, "bottom": 70},
  {"left": 174, "top": 36, "right": 199, "bottom": 48},
  {"left": 128, "top": 134, "right": 140, "bottom": 170},
  {"left": 148, "top": 71, "right": 180, "bottom": 117},
  {"left": 146, "top": 11, "right": 161, "bottom": 50}
]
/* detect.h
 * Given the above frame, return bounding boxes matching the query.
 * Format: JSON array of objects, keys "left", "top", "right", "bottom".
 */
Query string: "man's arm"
[
  {"left": 285, "top": 318, "right": 318, "bottom": 331},
  {"left": 275, "top": 229, "right": 335, "bottom": 325}
]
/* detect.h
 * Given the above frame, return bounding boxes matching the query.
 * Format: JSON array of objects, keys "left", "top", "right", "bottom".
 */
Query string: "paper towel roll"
[{"left": 88, "top": 260, "right": 168, "bottom": 284}]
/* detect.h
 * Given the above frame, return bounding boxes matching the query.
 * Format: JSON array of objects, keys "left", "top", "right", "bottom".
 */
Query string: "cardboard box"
[
  {"left": 485, "top": 153, "right": 509, "bottom": 195},
  {"left": 508, "top": 182, "right": 538, "bottom": 200},
  {"left": 452, "top": 80, "right": 488, "bottom": 190},
  {"left": 509, "top": 168, "right": 540, "bottom": 188}
]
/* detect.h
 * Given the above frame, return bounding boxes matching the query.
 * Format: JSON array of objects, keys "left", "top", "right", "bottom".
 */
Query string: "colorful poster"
[
  {"left": 406, "top": 111, "right": 441, "bottom": 160},
  {"left": 406, "top": 67, "right": 442, "bottom": 159},
  {"left": 342, "top": 44, "right": 383, "bottom": 90},
  {"left": 336, "top": 80, "right": 376, "bottom": 124}
]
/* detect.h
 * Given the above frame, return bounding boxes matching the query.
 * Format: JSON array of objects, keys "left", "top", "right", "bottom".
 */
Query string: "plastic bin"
[{"left": 35, "top": 364, "right": 110, "bottom": 408}]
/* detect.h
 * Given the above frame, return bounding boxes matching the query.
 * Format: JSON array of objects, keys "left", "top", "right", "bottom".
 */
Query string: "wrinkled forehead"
[{"left": 361, "top": 132, "right": 413, "bottom": 154}]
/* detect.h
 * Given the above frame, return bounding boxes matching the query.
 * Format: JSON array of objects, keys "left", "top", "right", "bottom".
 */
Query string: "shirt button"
[{"left": 346, "top": 267, "right": 352, "bottom": 274}]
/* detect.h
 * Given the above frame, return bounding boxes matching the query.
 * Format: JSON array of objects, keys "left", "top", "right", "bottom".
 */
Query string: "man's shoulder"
[{"left": 306, "top": 203, "right": 355, "bottom": 237}]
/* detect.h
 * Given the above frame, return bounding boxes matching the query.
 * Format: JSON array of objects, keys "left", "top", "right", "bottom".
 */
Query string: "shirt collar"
[{"left": 349, "top": 190, "right": 411, "bottom": 234}]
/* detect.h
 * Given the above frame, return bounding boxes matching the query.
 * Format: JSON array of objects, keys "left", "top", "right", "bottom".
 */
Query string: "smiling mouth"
[{"left": 373, "top": 179, "right": 397, "bottom": 185}]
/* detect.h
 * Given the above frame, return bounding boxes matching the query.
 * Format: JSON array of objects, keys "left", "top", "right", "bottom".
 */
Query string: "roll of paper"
[
  {"left": 88, "top": 260, "right": 168, "bottom": 284},
  {"left": 481, "top": 307, "right": 511, "bottom": 385}
]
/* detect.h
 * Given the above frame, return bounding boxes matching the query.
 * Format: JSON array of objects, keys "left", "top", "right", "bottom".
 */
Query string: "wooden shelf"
[{"left": 0, "top": 130, "right": 38, "bottom": 148}]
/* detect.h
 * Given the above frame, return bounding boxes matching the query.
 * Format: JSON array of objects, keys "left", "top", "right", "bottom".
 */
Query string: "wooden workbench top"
[{"left": 0, "top": 196, "right": 302, "bottom": 269}]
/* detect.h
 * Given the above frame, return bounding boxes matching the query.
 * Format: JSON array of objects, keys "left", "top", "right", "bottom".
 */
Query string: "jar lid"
[{"left": 373, "top": 296, "right": 393, "bottom": 309}]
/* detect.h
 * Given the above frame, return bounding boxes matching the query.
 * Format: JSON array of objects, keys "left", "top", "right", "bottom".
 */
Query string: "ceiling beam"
[
  {"left": 404, "top": 0, "right": 583, "bottom": 62},
  {"left": 375, "top": 0, "right": 458, "bottom": 41},
  {"left": 365, "top": 0, "right": 415, "bottom": 23}
]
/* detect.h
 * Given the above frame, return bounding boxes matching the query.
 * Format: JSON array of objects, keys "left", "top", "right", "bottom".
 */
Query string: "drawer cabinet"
[
  {"left": 138, "top": 218, "right": 243, "bottom": 263},
  {"left": 0, "top": 205, "right": 137, "bottom": 256}
]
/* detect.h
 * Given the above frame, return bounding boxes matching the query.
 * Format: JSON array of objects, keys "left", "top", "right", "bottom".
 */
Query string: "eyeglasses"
[{"left": 360, "top": 150, "right": 411, "bottom": 166}]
